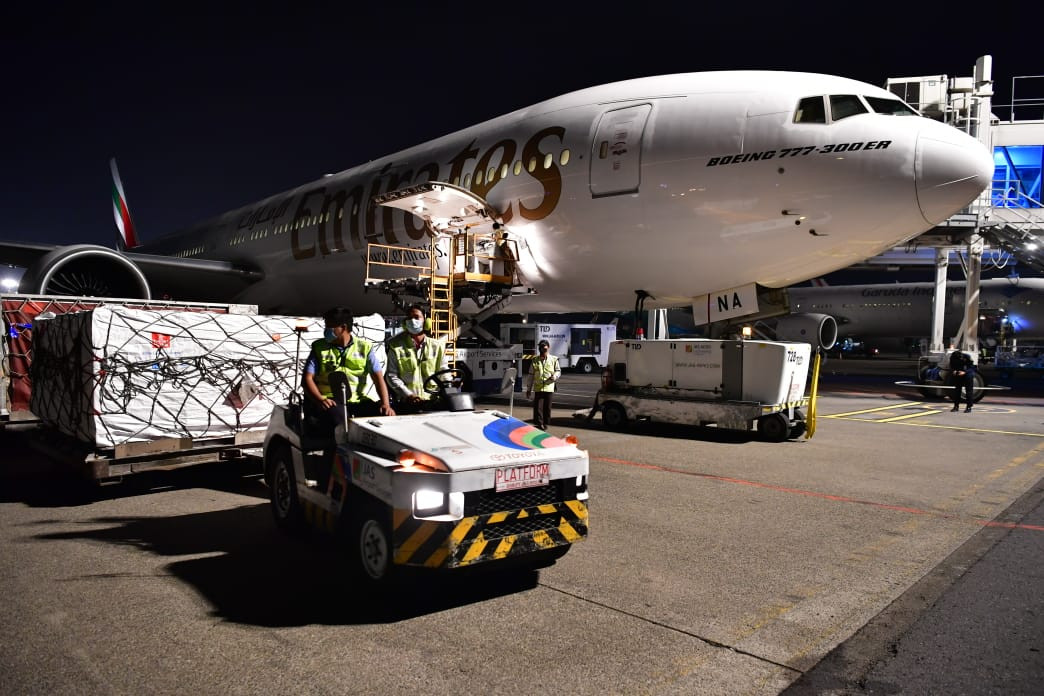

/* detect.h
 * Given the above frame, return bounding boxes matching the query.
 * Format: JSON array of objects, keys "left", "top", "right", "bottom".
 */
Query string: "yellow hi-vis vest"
[
  {"left": 387, "top": 331, "right": 446, "bottom": 400},
  {"left": 531, "top": 355, "right": 560, "bottom": 392},
  {"left": 311, "top": 337, "right": 373, "bottom": 402}
]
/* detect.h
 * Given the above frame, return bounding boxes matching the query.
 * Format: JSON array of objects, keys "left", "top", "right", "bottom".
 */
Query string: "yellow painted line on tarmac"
[
  {"left": 876, "top": 409, "right": 944, "bottom": 422},
  {"left": 824, "top": 402, "right": 922, "bottom": 418},
  {"left": 829, "top": 416, "right": 1044, "bottom": 438},
  {"left": 884, "top": 421, "right": 1044, "bottom": 437}
]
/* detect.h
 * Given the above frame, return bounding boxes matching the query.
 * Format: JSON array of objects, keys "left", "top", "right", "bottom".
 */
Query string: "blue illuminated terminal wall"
[{"left": 993, "top": 145, "right": 1043, "bottom": 207}]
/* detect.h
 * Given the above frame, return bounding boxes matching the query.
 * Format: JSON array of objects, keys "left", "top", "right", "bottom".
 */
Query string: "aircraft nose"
[{"left": 915, "top": 126, "right": 994, "bottom": 225}]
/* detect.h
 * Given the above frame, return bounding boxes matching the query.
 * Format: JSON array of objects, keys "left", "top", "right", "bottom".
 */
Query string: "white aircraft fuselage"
[
  {"left": 790, "top": 278, "right": 1044, "bottom": 340},
  {"left": 128, "top": 71, "right": 994, "bottom": 316}
]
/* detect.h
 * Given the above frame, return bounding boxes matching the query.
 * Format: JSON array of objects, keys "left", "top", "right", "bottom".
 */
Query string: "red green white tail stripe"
[{"left": 109, "top": 158, "right": 139, "bottom": 249}]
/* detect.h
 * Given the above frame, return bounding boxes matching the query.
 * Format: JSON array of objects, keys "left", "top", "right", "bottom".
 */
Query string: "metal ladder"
[{"left": 429, "top": 237, "right": 457, "bottom": 363}]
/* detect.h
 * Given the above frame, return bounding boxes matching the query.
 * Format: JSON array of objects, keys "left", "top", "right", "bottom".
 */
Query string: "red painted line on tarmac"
[{"left": 593, "top": 456, "right": 1044, "bottom": 532}]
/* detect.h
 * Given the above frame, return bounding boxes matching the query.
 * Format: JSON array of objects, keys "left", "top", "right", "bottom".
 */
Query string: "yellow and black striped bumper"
[{"left": 392, "top": 500, "right": 589, "bottom": 569}]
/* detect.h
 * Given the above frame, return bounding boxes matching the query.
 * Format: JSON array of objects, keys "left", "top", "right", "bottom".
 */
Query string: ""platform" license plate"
[{"left": 494, "top": 463, "right": 550, "bottom": 492}]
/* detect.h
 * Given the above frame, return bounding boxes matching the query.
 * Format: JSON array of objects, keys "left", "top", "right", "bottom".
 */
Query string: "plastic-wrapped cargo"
[
  {"left": 3, "top": 293, "right": 256, "bottom": 420},
  {"left": 29, "top": 307, "right": 387, "bottom": 448}
]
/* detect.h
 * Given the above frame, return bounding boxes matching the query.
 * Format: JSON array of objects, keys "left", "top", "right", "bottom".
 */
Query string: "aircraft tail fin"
[{"left": 110, "top": 158, "right": 140, "bottom": 250}]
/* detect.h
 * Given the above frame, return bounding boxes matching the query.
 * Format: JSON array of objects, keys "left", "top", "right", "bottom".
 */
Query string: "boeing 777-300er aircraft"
[{"left": 1, "top": 71, "right": 994, "bottom": 338}]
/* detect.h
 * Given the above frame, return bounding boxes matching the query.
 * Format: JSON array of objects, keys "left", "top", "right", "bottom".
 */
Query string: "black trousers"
[
  {"left": 532, "top": 391, "right": 554, "bottom": 430},
  {"left": 951, "top": 372, "right": 975, "bottom": 407}
]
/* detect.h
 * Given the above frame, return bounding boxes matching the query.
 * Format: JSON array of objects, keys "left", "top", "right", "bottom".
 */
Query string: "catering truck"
[
  {"left": 262, "top": 368, "right": 590, "bottom": 583},
  {"left": 594, "top": 338, "right": 815, "bottom": 441}
]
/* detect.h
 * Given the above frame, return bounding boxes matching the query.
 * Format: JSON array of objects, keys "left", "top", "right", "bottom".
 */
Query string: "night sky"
[{"left": 2, "top": 4, "right": 1038, "bottom": 261}]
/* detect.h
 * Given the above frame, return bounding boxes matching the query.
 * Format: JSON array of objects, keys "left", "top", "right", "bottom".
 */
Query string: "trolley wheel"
[
  {"left": 758, "top": 413, "right": 789, "bottom": 442},
  {"left": 788, "top": 421, "right": 807, "bottom": 440},
  {"left": 601, "top": 402, "right": 629, "bottom": 431},
  {"left": 579, "top": 359, "right": 595, "bottom": 374}
]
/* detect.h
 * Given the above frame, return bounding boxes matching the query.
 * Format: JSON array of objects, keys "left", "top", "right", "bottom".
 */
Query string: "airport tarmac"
[{"left": 1, "top": 366, "right": 1042, "bottom": 695}]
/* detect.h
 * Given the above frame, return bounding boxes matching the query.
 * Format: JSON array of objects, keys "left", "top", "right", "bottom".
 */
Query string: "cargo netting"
[
  {"left": 3, "top": 295, "right": 247, "bottom": 417},
  {"left": 28, "top": 306, "right": 386, "bottom": 449}
]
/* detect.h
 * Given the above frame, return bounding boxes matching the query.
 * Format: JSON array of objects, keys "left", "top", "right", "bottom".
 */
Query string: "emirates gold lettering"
[{"left": 288, "top": 126, "right": 567, "bottom": 262}]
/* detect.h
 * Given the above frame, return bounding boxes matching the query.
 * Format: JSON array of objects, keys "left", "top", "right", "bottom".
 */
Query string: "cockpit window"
[
  {"left": 794, "top": 96, "right": 827, "bottom": 124},
  {"left": 863, "top": 96, "right": 918, "bottom": 116},
  {"left": 829, "top": 94, "right": 868, "bottom": 121}
]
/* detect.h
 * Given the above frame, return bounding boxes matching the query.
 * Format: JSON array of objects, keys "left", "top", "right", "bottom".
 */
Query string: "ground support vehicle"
[
  {"left": 593, "top": 338, "right": 816, "bottom": 442},
  {"left": 263, "top": 371, "right": 589, "bottom": 582},
  {"left": 895, "top": 352, "right": 1011, "bottom": 403},
  {"left": 500, "top": 322, "right": 616, "bottom": 374}
]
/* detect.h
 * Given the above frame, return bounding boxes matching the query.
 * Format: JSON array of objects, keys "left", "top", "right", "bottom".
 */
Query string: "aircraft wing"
[
  {"left": 0, "top": 241, "right": 263, "bottom": 301},
  {"left": 0, "top": 241, "right": 55, "bottom": 268}
]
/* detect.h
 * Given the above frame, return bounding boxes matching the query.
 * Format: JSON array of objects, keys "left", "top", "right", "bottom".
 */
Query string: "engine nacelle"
[
  {"left": 774, "top": 313, "right": 838, "bottom": 351},
  {"left": 19, "top": 245, "right": 151, "bottom": 299}
]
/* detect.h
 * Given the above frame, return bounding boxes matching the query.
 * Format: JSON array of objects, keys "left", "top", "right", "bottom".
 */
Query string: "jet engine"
[
  {"left": 18, "top": 245, "right": 151, "bottom": 299},
  {"left": 773, "top": 313, "right": 838, "bottom": 351}
]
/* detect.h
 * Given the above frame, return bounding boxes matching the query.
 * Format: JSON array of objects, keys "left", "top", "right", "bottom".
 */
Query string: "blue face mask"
[
  {"left": 324, "top": 328, "right": 337, "bottom": 342},
  {"left": 405, "top": 318, "right": 425, "bottom": 335}
]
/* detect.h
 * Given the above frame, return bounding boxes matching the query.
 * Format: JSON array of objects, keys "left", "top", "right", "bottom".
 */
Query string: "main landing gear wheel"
[
  {"left": 758, "top": 413, "right": 789, "bottom": 442},
  {"left": 579, "top": 360, "right": 595, "bottom": 374},
  {"left": 601, "top": 402, "right": 628, "bottom": 431},
  {"left": 268, "top": 443, "right": 305, "bottom": 534}
]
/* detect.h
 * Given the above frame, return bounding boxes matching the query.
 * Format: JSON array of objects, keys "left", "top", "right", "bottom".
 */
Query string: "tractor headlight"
[
  {"left": 411, "top": 490, "right": 464, "bottom": 521},
  {"left": 414, "top": 489, "right": 444, "bottom": 511}
]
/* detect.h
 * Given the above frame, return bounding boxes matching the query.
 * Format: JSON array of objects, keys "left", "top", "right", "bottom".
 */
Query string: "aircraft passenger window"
[
  {"left": 829, "top": 95, "right": 868, "bottom": 121},
  {"left": 452, "top": 176, "right": 460, "bottom": 186},
  {"left": 513, "top": 161, "right": 522, "bottom": 176},
  {"left": 560, "top": 149, "right": 570, "bottom": 166},
  {"left": 527, "top": 157, "right": 537, "bottom": 173},
  {"left": 475, "top": 170, "right": 484, "bottom": 185},
  {"left": 500, "top": 163, "right": 508, "bottom": 179},
  {"left": 463, "top": 173, "right": 472, "bottom": 188},
  {"left": 863, "top": 96, "right": 918, "bottom": 116},
  {"left": 543, "top": 153, "right": 553, "bottom": 169},
  {"left": 488, "top": 167, "right": 496, "bottom": 182},
  {"left": 599, "top": 142, "right": 609, "bottom": 158},
  {"left": 794, "top": 96, "right": 827, "bottom": 124}
]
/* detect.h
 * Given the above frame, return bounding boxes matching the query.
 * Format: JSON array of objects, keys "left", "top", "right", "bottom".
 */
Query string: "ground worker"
[
  {"left": 303, "top": 306, "right": 394, "bottom": 429},
  {"left": 526, "top": 339, "right": 561, "bottom": 430},
  {"left": 385, "top": 304, "right": 448, "bottom": 413},
  {"left": 949, "top": 348, "right": 976, "bottom": 413}
]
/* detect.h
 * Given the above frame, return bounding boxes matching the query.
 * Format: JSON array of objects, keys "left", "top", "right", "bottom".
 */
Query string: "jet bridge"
[{"left": 877, "top": 56, "right": 1044, "bottom": 363}]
